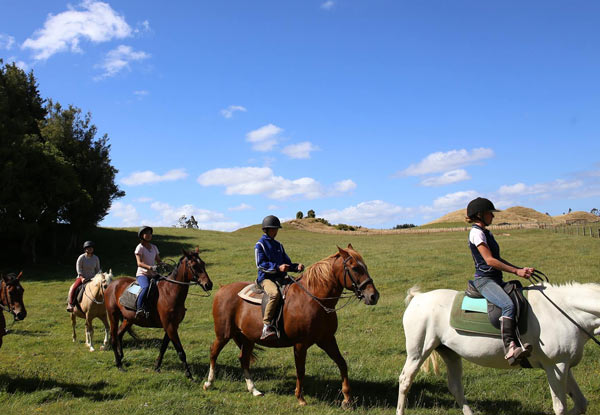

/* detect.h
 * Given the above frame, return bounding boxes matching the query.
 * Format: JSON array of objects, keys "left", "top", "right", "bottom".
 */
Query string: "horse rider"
[
  {"left": 135, "top": 226, "right": 162, "bottom": 318},
  {"left": 67, "top": 240, "right": 101, "bottom": 312},
  {"left": 466, "top": 197, "right": 535, "bottom": 364},
  {"left": 255, "top": 215, "right": 304, "bottom": 340}
]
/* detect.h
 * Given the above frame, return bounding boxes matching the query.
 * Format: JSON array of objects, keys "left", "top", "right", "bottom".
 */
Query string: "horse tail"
[
  {"left": 421, "top": 351, "right": 441, "bottom": 376},
  {"left": 404, "top": 285, "right": 422, "bottom": 306}
]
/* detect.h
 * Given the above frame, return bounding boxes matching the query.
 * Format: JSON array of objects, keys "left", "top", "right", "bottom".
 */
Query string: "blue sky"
[{"left": 2, "top": 1, "right": 599, "bottom": 230}]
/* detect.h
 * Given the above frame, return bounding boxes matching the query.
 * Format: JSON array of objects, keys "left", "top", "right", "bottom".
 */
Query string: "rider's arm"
[
  {"left": 135, "top": 253, "right": 154, "bottom": 271},
  {"left": 76, "top": 255, "right": 85, "bottom": 278},
  {"left": 255, "top": 244, "right": 278, "bottom": 274},
  {"left": 476, "top": 243, "right": 532, "bottom": 278}
]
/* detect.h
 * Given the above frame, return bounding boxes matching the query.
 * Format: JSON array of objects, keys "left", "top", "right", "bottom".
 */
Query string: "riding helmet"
[
  {"left": 83, "top": 240, "right": 95, "bottom": 249},
  {"left": 138, "top": 225, "right": 153, "bottom": 239},
  {"left": 261, "top": 215, "right": 282, "bottom": 229},
  {"left": 467, "top": 197, "right": 500, "bottom": 219}
]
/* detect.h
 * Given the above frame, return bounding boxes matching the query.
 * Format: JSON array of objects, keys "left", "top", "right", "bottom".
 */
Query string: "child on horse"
[
  {"left": 466, "top": 197, "right": 535, "bottom": 364},
  {"left": 255, "top": 215, "right": 304, "bottom": 340},
  {"left": 135, "top": 226, "right": 162, "bottom": 318},
  {"left": 67, "top": 241, "right": 101, "bottom": 312}
]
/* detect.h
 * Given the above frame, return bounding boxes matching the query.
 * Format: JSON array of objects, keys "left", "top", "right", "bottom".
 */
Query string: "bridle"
[
  {"left": 83, "top": 275, "right": 109, "bottom": 305},
  {"left": 341, "top": 255, "right": 374, "bottom": 300},
  {"left": 158, "top": 255, "right": 211, "bottom": 296}
]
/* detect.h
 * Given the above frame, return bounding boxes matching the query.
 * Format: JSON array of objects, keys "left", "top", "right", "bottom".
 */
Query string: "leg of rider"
[
  {"left": 136, "top": 275, "right": 150, "bottom": 312},
  {"left": 68, "top": 277, "right": 83, "bottom": 308},
  {"left": 261, "top": 279, "right": 280, "bottom": 337}
]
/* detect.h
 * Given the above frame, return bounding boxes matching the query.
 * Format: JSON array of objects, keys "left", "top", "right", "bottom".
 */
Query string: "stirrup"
[
  {"left": 260, "top": 325, "right": 276, "bottom": 340},
  {"left": 504, "top": 342, "right": 526, "bottom": 366},
  {"left": 136, "top": 308, "right": 149, "bottom": 319}
]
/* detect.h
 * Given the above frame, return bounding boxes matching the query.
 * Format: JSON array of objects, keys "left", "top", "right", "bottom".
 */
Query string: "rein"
[
  {"left": 83, "top": 279, "right": 106, "bottom": 305},
  {"left": 156, "top": 257, "right": 211, "bottom": 297},
  {"left": 532, "top": 270, "right": 600, "bottom": 348}
]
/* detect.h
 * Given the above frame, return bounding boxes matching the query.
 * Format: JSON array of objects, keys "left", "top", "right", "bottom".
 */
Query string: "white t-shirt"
[
  {"left": 469, "top": 227, "right": 490, "bottom": 247},
  {"left": 134, "top": 243, "right": 159, "bottom": 276}
]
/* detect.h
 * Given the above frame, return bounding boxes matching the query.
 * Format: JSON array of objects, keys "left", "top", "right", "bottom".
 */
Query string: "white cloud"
[
  {"left": 6, "top": 57, "right": 29, "bottom": 71},
  {"left": 267, "top": 205, "right": 280, "bottom": 210},
  {"left": 282, "top": 141, "right": 319, "bottom": 159},
  {"left": 400, "top": 148, "right": 494, "bottom": 176},
  {"left": 321, "top": 1, "right": 335, "bottom": 10},
  {"left": 0, "top": 34, "right": 15, "bottom": 50},
  {"left": 497, "top": 179, "right": 583, "bottom": 197},
  {"left": 134, "top": 20, "right": 151, "bottom": 34},
  {"left": 431, "top": 190, "right": 479, "bottom": 211},
  {"left": 321, "top": 200, "right": 413, "bottom": 225},
  {"left": 228, "top": 203, "right": 253, "bottom": 211},
  {"left": 133, "top": 197, "right": 153, "bottom": 203},
  {"left": 149, "top": 202, "right": 241, "bottom": 231},
  {"left": 95, "top": 45, "right": 150, "bottom": 79},
  {"left": 221, "top": 105, "right": 247, "bottom": 118},
  {"left": 333, "top": 179, "right": 357, "bottom": 192},
  {"left": 246, "top": 124, "right": 282, "bottom": 152},
  {"left": 22, "top": 0, "right": 132, "bottom": 60},
  {"left": 133, "top": 90, "right": 149, "bottom": 96},
  {"left": 197, "top": 167, "right": 354, "bottom": 200},
  {"left": 109, "top": 201, "right": 140, "bottom": 226},
  {"left": 420, "top": 169, "right": 471, "bottom": 187},
  {"left": 122, "top": 169, "right": 188, "bottom": 186}
]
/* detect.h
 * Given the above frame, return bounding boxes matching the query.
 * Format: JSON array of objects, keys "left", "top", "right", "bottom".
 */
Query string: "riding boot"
[{"left": 500, "top": 317, "right": 529, "bottom": 365}]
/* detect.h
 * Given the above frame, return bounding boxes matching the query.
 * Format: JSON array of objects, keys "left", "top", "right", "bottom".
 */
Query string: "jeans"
[
  {"left": 473, "top": 277, "right": 514, "bottom": 319},
  {"left": 136, "top": 275, "right": 150, "bottom": 309}
]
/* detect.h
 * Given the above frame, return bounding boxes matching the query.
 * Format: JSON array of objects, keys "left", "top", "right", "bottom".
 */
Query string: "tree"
[
  {"left": 568, "top": 208, "right": 572, "bottom": 214},
  {"left": 307, "top": 209, "right": 316, "bottom": 218},
  {"left": 591, "top": 208, "right": 599, "bottom": 217},
  {"left": 296, "top": 211, "right": 303, "bottom": 219},
  {"left": 175, "top": 215, "right": 199, "bottom": 229}
]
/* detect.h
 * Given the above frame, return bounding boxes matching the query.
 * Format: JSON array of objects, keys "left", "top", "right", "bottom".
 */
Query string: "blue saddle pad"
[{"left": 461, "top": 296, "right": 487, "bottom": 313}]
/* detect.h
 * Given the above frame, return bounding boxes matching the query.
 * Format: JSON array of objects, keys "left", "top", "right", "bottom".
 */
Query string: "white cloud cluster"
[
  {"left": 150, "top": 202, "right": 241, "bottom": 231},
  {"left": 95, "top": 45, "right": 150, "bottom": 79},
  {"left": 400, "top": 148, "right": 494, "bottom": 186},
  {"left": 246, "top": 124, "right": 282, "bottom": 152},
  {"left": 282, "top": 141, "right": 319, "bottom": 159},
  {"left": 431, "top": 190, "right": 479, "bottom": 211},
  {"left": 109, "top": 201, "right": 140, "bottom": 226},
  {"left": 321, "top": 1, "right": 335, "bottom": 10},
  {"left": 228, "top": 203, "right": 253, "bottom": 211},
  {"left": 197, "top": 167, "right": 354, "bottom": 200},
  {"left": 22, "top": 0, "right": 132, "bottom": 60},
  {"left": 133, "top": 90, "right": 149, "bottom": 96},
  {"left": 122, "top": 168, "right": 188, "bottom": 186},
  {"left": 498, "top": 179, "right": 582, "bottom": 197},
  {"left": 0, "top": 34, "right": 15, "bottom": 50},
  {"left": 221, "top": 105, "right": 247, "bottom": 119},
  {"left": 321, "top": 200, "right": 413, "bottom": 225}
]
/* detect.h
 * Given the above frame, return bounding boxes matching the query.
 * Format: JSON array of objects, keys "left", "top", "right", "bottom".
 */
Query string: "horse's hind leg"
[
  {"left": 566, "top": 367, "right": 587, "bottom": 415},
  {"left": 203, "top": 336, "right": 230, "bottom": 390},
  {"left": 316, "top": 336, "right": 351, "bottom": 408},
  {"left": 71, "top": 313, "right": 77, "bottom": 343},
  {"left": 239, "top": 335, "right": 263, "bottom": 397},
  {"left": 154, "top": 333, "right": 170, "bottom": 372},
  {"left": 165, "top": 324, "right": 192, "bottom": 379},
  {"left": 436, "top": 347, "right": 473, "bottom": 415},
  {"left": 292, "top": 343, "right": 309, "bottom": 406},
  {"left": 85, "top": 316, "right": 95, "bottom": 351},
  {"left": 100, "top": 313, "right": 110, "bottom": 351},
  {"left": 545, "top": 362, "right": 569, "bottom": 415}
]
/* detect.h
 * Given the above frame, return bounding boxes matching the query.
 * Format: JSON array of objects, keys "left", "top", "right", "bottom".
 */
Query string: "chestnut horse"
[
  {"left": 105, "top": 249, "right": 212, "bottom": 378},
  {"left": 203, "top": 245, "right": 379, "bottom": 407},
  {"left": 0, "top": 272, "right": 27, "bottom": 349}
]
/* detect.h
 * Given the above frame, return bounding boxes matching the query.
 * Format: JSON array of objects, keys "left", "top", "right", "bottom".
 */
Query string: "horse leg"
[
  {"left": 236, "top": 335, "right": 262, "bottom": 396},
  {"left": 71, "top": 312, "right": 77, "bottom": 343},
  {"left": 436, "top": 347, "right": 474, "bottom": 415},
  {"left": 396, "top": 337, "right": 438, "bottom": 415},
  {"left": 165, "top": 325, "right": 193, "bottom": 379},
  {"left": 154, "top": 333, "right": 170, "bottom": 372},
  {"left": 316, "top": 336, "right": 351, "bottom": 408},
  {"left": 566, "top": 368, "right": 587, "bottom": 415},
  {"left": 100, "top": 313, "right": 110, "bottom": 351},
  {"left": 293, "top": 343, "right": 308, "bottom": 406},
  {"left": 85, "top": 316, "right": 95, "bottom": 351},
  {"left": 545, "top": 362, "right": 569, "bottom": 415},
  {"left": 203, "top": 336, "right": 230, "bottom": 391},
  {"left": 113, "top": 319, "right": 132, "bottom": 369}
]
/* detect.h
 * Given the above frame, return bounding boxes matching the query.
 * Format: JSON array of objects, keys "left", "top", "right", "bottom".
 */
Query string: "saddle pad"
[
  {"left": 461, "top": 296, "right": 488, "bottom": 313},
  {"left": 450, "top": 292, "right": 528, "bottom": 337},
  {"left": 119, "top": 283, "right": 140, "bottom": 310},
  {"left": 238, "top": 284, "right": 262, "bottom": 304}
]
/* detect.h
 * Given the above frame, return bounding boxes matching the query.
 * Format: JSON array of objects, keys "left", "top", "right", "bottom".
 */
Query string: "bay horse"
[
  {"left": 0, "top": 272, "right": 27, "bottom": 349},
  {"left": 105, "top": 249, "right": 212, "bottom": 379},
  {"left": 203, "top": 245, "right": 379, "bottom": 407},
  {"left": 397, "top": 283, "right": 600, "bottom": 415},
  {"left": 70, "top": 270, "right": 113, "bottom": 352}
]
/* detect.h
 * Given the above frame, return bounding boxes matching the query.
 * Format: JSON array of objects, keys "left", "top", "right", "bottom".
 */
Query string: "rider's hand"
[
  {"left": 297, "top": 264, "right": 305, "bottom": 272},
  {"left": 516, "top": 268, "right": 533, "bottom": 279},
  {"left": 150, "top": 265, "right": 158, "bottom": 272},
  {"left": 278, "top": 264, "right": 290, "bottom": 272}
]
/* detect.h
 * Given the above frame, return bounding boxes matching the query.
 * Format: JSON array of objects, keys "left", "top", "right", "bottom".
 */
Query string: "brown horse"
[
  {"left": 0, "top": 272, "right": 27, "bottom": 349},
  {"left": 203, "top": 244, "right": 379, "bottom": 407},
  {"left": 105, "top": 249, "right": 212, "bottom": 378}
]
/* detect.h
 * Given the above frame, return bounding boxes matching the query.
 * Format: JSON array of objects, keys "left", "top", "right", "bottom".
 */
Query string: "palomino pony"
[
  {"left": 0, "top": 272, "right": 27, "bottom": 349},
  {"left": 203, "top": 245, "right": 379, "bottom": 407},
  {"left": 70, "top": 270, "right": 113, "bottom": 352},
  {"left": 105, "top": 249, "right": 212, "bottom": 379},
  {"left": 397, "top": 283, "right": 600, "bottom": 415}
]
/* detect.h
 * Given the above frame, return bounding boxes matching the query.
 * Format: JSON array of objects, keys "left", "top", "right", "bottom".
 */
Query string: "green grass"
[{"left": 1, "top": 226, "right": 599, "bottom": 414}]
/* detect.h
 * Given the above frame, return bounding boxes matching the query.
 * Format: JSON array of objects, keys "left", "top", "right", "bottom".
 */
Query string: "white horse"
[
  {"left": 70, "top": 270, "right": 113, "bottom": 352},
  {"left": 397, "top": 283, "right": 600, "bottom": 415}
]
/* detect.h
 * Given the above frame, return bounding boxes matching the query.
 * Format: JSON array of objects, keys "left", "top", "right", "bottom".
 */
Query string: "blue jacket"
[
  {"left": 469, "top": 224, "right": 503, "bottom": 283},
  {"left": 255, "top": 234, "right": 299, "bottom": 283}
]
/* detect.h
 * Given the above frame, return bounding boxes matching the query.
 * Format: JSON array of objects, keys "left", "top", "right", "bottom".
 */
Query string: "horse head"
[
  {"left": 1, "top": 272, "right": 27, "bottom": 321},
  {"left": 101, "top": 269, "right": 113, "bottom": 290},
  {"left": 337, "top": 244, "right": 379, "bottom": 305},
  {"left": 182, "top": 248, "right": 213, "bottom": 292}
]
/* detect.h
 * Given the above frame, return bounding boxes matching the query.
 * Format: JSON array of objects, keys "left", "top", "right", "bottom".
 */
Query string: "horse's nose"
[
  {"left": 15, "top": 310, "right": 26, "bottom": 321},
  {"left": 366, "top": 290, "right": 379, "bottom": 306},
  {"left": 205, "top": 280, "right": 213, "bottom": 291}
]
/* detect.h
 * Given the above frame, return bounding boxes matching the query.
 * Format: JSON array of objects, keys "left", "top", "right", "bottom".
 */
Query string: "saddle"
[
  {"left": 74, "top": 280, "right": 92, "bottom": 312},
  {"left": 450, "top": 280, "right": 529, "bottom": 336},
  {"left": 237, "top": 280, "right": 291, "bottom": 338},
  {"left": 119, "top": 278, "right": 159, "bottom": 311}
]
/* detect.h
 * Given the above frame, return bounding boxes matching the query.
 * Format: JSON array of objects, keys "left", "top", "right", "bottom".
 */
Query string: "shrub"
[
  {"left": 335, "top": 223, "right": 356, "bottom": 231},
  {"left": 393, "top": 224, "right": 416, "bottom": 229},
  {"left": 296, "top": 211, "right": 304, "bottom": 219}
]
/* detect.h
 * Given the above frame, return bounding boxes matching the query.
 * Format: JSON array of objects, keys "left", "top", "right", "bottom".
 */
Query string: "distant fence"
[{"left": 548, "top": 223, "right": 600, "bottom": 238}]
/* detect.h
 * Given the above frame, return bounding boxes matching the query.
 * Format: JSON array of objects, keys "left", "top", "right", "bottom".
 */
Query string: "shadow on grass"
[
  {"left": 0, "top": 374, "right": 123, "bottom": 402},
  {"left": 4, "top": 328, "right": 49, "bottom": 337}
]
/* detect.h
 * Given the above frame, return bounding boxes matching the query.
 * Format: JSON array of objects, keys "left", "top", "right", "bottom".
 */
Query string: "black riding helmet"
[
  {"left": 83, "top": 240, "right": 95, "bottom": 249},
  {"left": 261, "top": 215, "right": 282, "bottom": 230},
  {"left": 467, "top": 197, "right": 500, "bottom": 219},
  {"left": 138, "top": 225, "right": 153, "bottom": 239}
]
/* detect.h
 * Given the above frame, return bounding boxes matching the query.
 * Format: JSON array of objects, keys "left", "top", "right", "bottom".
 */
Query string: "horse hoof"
[
  {"left": 341, "top": 400, "right": 352, "bottom": 410},
  {"left": 203, "top": 382, "right": 211, "bottom": 391},
  {"left": 298, "top": 399, "right": 307, "bottom": 406},
  {"left": 154, "top": 367, "right": 161, "bottom": 373},
  {"left": 252, "top": 389, "right": 264, "bottom": 397},
  {"left": 100, "top": 346, "right": 105, "bottom": 351},
  {"left": 89, "top": 348, "right": 95, "bottom": 352}
]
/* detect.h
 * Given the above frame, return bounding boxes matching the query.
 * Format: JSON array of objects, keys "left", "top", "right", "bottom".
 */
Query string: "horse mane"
[
  {"left": 300, "top": 249, "right": 365, "bottom": 291},
  {"left": 542, "top": 281, "right": 600, "bottom": 293}
]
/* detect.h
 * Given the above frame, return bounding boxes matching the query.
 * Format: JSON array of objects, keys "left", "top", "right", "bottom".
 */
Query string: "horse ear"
[
  {"left": 195, "top": 246, "right": 199, "bottom": 253},
  {"left": 17, "top": 271, "right": 23, "bottom": 280},
  {"left": 182, "top": 248, "right": 189, "bottom": 256},
  {"left": 108, "top": 268, "right": 113, "bottom": 276},
  {"left": 337, "top": 246, "right": 349, "bottom": 258},
  {"left": 347, "top": 243, "right": 354, "bottom": 250}
]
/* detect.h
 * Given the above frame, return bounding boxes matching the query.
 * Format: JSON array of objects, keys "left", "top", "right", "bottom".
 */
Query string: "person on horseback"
[
  {"left": 67, "top": 241, "right": 101, "bottom": 312},
  {"left": 466, "top": 197, "right": 535, "bottom": 364},
  {"left": 255, "top": 215, "right": 304, "bottom": 340},
  {"left": 135, "top": 226, "right": 162, "bottom": 318}
]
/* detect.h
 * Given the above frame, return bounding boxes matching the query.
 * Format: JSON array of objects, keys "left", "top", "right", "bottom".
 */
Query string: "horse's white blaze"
[{"left": 397, "top": 283, "right": 599, "bottom": 415}]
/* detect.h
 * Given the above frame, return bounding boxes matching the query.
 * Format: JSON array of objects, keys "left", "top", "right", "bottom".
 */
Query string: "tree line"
[{"left": 0, "top": 61, "right": 123, "bottom": 263}]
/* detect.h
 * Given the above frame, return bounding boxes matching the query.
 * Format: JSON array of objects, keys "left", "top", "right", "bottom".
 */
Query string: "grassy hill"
[{"left": 0, "top": 226, "right": 599, "bottom": 414}]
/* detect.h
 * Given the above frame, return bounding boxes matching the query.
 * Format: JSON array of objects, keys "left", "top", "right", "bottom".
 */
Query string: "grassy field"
[{"left": 0, "top": 225, "right": 599, "bottom": 415}]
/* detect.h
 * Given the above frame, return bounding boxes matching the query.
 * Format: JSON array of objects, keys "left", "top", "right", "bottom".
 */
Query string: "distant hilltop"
[{"left": 426, "top": 206, "right": 600, "bottom": 226}]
